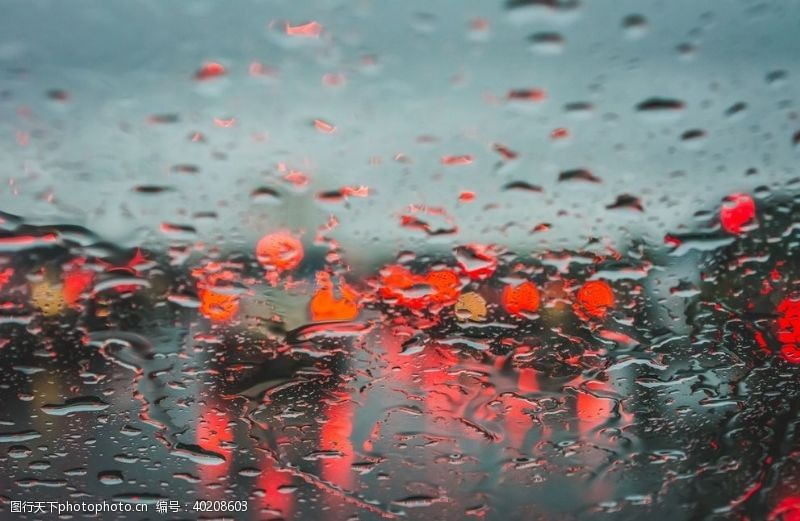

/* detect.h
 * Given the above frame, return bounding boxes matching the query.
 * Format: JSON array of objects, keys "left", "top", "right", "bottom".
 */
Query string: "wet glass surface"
[{"left": 1, "top": 1, "right": 800, "bottom": 519}]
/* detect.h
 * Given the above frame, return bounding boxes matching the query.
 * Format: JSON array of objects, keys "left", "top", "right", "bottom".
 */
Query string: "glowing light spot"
[
  {"left": 195, "top": 62, "right": 226, "bottom": 81},
  {"left": 377, "top": 265, "right": 459, "bottom": 311},
  {"left": 256, "top": 232, "right": 304, "bottom": 275},
  {"left": 313, "top": 119, "right": 336, "bottom": 133},
  {"left": 0, "top": 267, "right": 13, "bottom": 291},
  {"left": 770, "top": 496, "right": 800, "bottom": 521},
  {"left": 777, "top": 297, "right": 800, "bottom": 364},
  {"left": 441, "top": 155, "right": 473, "bottom": 166},
  {"left": 502, "top": 281, "right": 540, "bottom": 316},
  {"left": 213, "top": 117, "right": 236, "bottom": 128},
  {"left": 285, "top": 21, "right": 323, "bottom": 37},
  {"left": 378, "top": 265, "right": 425, "bottom": 310},
  {"left": 455, "top": 292, "right": 488, "bottom": 322},
  {"left": 310, "top": 272, "right": 360, "bottom": 322},
  {"left": 31, "top": 280, "right": 66, "bottom": 317},
  {"left": 574, "top": 280, "right": 615, "bottom": 320},
  {"left": 194, "top": 264, "right": 240, "bottom": 323},
  {"left": 458, "top": 191, "right": 475, "bottom": 202},
  {"left": 425, "top": 269, "right": 461, "bottom": 305},
  {"left": 720, "top": 193, "right": 755, "bottom": 234},
  {"left": 378, "top": 265, "right": 414, "bottom": 287},
  {"left": 62, "top": 267, "right": 94, "bottom": 308},
  {"left": 198, "top": 289, "right": 239, "bottom": 323}
]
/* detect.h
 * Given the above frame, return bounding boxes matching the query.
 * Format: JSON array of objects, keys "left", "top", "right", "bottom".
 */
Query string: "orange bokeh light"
[
  {"left": 310, "top": 272, "right": 360, "bottom": 322},
  {"left": 256, "top": 232, "right": 304, "bottom": 275},
  {"left": 198, "top": 289, "right": 240, "bottom": 323},
  {"left": 574, "top": 280, "right": 615, "bottom": 320},
  {"left": 502, "top": 281, "right": 541, "bottom": 316},
  {"left": 195, "top": 62, "right": 226, "bottom": 81},
  {"left": 378, "top": 265, "right": 461, "bottom": 310},
  {"left": 194, "top": 263, "right": 240, "bottom": 323}
]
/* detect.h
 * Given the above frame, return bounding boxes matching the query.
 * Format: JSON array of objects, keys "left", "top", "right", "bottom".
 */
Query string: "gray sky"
[{"left": 0, "top": 0, "right": 798, "bottom": 268}]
